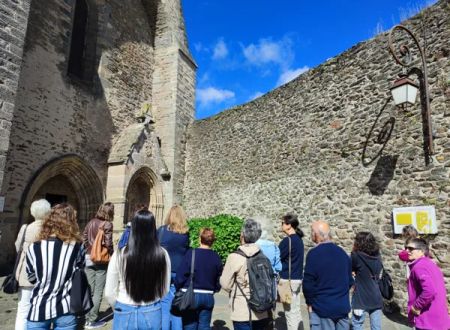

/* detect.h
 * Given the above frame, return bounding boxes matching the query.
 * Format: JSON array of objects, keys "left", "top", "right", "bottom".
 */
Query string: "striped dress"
[{"left": 26, "top": 238, "right": 84, "bottom": 321}]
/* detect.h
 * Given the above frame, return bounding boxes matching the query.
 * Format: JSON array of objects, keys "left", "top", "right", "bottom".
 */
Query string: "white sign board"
[
  {"left": 392, "top": 205, "right": 437, "bottom": 234},
  {"left": 0, "top": 196, "right": 4, "bottom": 212}
]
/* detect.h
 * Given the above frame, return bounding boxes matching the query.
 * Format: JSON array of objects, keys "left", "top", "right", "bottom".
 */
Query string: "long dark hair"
[
  {"left": 353, "top": 232, "right": 380, "bottom": 256},
  {"left": 123, "top": 210, "right": 167, "bottom": 303},
  {"left": 281, "top": 213, "right": 304, "bottom": 238}
]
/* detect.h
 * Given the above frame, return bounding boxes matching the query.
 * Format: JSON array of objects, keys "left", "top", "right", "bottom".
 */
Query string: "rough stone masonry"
[{"left": 184, "top": 0, "right": 450, "bottom": 310}]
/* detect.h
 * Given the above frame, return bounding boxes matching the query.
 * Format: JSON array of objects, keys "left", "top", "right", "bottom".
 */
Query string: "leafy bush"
[{"left": 188, "top": 214, "right": 244, "bottom": 262}]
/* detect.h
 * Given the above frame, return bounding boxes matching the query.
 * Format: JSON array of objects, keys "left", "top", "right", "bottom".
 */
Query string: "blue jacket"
[
  {"left": 256, "top": 239, "right": 282, "bottom": 273},
  {"left": 157, "top": 225, "right": 190, "bottom": 274},
  {"left": 279, "top": 234, "right": 304, "bottom": 280}
]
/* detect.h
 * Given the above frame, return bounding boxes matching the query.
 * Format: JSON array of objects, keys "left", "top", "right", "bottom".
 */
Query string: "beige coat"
[
  {"left": 220, "top": 243, "right": 269, "bottom": 322},
  {"left": 15, "top": 221, "right": 43, "bottom": 287}
]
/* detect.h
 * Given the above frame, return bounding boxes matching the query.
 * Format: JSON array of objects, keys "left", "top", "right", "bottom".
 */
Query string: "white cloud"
[
  {"left": 248, "top": 91, "right": 264, "bottom": 101},
  {"left": 197, "top": 87, "right": 235, "bottom": 106},
  {"left": 277, "top": 66, "right": 309, "bottom": 86},
  {"left": 194, "top": 42, "right": 205, "bottom": 53},
  {"left": 242, "top": 37, "right": 294, "bottom": 68},
  {"left": 212, "top": 39, "right": 229, "bottom": 60}
]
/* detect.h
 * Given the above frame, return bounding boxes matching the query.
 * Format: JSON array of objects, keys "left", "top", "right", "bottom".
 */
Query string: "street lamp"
[
  {"left": 390, "top": 76, "right": 419, "bottom": 108},
  {"left": 388, "top": 24, "right": 434, "bottom": 156}
]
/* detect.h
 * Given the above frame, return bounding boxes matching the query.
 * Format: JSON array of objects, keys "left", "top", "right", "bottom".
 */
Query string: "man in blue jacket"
[{"left": 303, "top": 220, "right": 354, "bottom": 330}]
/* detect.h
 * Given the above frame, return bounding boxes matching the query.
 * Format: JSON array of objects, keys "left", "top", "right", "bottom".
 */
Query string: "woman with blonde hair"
[
  {"left": 14, "top": 199, "right": 51, "bottom": 330},
  {"left": 82, "top": 202, "right": 114, "bottom": 329},
  {"left": 26, "top": 203, "right": 85, "bottom": 329},
  {"left": 158, "top": 205, "right": 190, "bottom": 330}
]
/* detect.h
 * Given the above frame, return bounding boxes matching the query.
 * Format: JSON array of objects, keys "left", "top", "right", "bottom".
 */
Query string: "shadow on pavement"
[
  {"left": 383, "top": 301, "right": 410, "bottom": 327},
  {"left": 213, "top": 319, "right": 230, "bottom": 330}
]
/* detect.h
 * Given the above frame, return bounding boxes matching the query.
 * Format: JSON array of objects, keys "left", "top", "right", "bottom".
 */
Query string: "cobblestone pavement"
[{"left": 0, "top": 278, "right": 412, "bottom": 330}]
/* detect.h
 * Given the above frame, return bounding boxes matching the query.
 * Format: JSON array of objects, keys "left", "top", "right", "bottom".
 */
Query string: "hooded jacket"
[
  {"left": 220, "top": 243, "right": 269, "bottom": 322},
  {"left": 351, "top": 251, "right": 383, "bottom": 310}
]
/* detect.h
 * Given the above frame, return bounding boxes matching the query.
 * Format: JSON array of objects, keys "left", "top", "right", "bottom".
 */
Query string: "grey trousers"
[{"left": 85, "top": 263, "right": 108, "bottom": 323}]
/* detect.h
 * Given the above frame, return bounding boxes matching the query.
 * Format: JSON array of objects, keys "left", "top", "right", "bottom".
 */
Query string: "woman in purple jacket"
[{"left": 406, "top": 237, "right": 450, "bottom": 330}]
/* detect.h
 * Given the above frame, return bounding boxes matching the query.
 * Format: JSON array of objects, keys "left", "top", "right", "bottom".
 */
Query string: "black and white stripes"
[{"left": 26, "top": 238, "right": 85, "bottom": 321}]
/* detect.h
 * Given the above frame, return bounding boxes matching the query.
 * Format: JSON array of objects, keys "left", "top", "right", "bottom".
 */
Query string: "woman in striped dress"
[{"left": 26, "top": 203, "right": 85, "bottom": 330}]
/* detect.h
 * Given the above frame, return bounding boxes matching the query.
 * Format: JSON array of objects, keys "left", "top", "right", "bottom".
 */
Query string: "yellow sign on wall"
[{"left": 392, "top": 206, "right": 437, "bottom": 234}]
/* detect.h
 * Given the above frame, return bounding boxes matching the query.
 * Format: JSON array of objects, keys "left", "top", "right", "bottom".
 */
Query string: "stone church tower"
[{"left": 0, "top": 0, "right": 196, "bottom": 267}]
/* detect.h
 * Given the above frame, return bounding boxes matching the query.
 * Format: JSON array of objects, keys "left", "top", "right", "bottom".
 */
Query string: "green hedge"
[{"left": 188, "top": 214, "right": 244, "bottom": 262}]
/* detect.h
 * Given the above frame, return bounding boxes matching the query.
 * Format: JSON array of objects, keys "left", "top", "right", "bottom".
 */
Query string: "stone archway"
[
  {"left": 125, "top": 167, "right": 164, "bottom": 226},
  {"left": 106, "top": 164, "right": 164, "bottom": 230},
  {"left": 19, "top": 155, "right": 103, "bottom": 229}
]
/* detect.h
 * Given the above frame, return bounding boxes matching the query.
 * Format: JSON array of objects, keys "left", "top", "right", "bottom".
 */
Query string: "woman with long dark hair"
[
  {"left": 278, "top": 213, "right": 304, "bottom": 330},
  {"left": 26, "top": 203, "right": 84, "bottom": 330},
  {"left": 351, "top": 232, "right": 383, "bottom": 330},
  {"left": 105, "top": 209, "right": 171, "bottom": 330}
]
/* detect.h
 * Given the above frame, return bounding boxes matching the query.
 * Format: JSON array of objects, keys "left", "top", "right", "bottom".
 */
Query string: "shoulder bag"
[
  {"left": 277, "top": 236, "right": 293, "bottom": 304},
  {"left": 2, "top": 225, "right": 27, "bottom": 294},
  {"left": 171, "top": 249, "right": 196, "bottom": 316},
  {"left": 70, "top": 245, "right": 93, "bottom": 316},
  {"left": 90, "top": 222, "right": 110, "bottom": 264}
]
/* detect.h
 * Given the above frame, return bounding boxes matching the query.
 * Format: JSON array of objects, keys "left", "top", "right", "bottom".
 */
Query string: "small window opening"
[{"left": 68, "top": 0, "right": 88, "bottom": 79}]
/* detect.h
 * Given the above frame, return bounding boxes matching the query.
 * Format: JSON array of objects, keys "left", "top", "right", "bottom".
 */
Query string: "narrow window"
[{"left": 68, "top": 0, "right": 88, "bottom": 79}]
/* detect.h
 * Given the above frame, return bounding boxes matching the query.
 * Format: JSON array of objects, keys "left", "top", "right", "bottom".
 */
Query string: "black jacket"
[{"left": 351, "top": 251, "right": 383, "bottom": 310}]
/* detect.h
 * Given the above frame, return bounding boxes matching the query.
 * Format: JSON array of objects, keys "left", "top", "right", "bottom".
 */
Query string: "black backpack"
[{"left": 234, "top": 249, "right": 276, "bottom": 313}]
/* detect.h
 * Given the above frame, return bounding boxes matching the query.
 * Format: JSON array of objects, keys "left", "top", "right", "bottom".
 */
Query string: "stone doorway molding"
[
  {"left": 18, "top": 154, "right": 104, "bottom": 229},
  {"left": 106, "top": 165, "right": 164, "bottom": 232}
]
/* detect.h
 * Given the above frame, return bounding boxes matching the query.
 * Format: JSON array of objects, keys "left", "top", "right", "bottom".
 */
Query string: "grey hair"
[
  {"left": 30, "top": 199, "right": 51, "bottom": 220},
  {"left": 409, "top": 237, "right": 429, "bottom": 255},
  {"left": 241, "top": 218, "right": 262, "bottom": 244}
]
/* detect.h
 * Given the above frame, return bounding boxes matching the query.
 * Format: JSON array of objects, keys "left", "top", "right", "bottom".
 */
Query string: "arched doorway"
[
  {"left": 125, "top": 167, "right": 164, "bottom": 226},
  {"left": 19, "top": 155, "right": 103, "bottom": 228}
]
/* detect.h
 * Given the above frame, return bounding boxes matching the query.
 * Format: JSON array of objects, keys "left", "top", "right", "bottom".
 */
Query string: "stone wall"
[
  {"left": 184, "top": 0, "right": 450, "bottom": 308},
  {"left": 0, "top": 0, "right": 31, "bottom": 201}
]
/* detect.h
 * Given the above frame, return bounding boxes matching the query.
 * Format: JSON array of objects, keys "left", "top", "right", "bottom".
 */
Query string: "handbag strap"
[
  {"left": 288, "top": 236, "right": 291, "bottom": 281},
  {"left": 189, "top": 249, "right": 196, "bottom": 283},
  {"left": 12, "top": 225, "right": 28, "bottom": 274}
]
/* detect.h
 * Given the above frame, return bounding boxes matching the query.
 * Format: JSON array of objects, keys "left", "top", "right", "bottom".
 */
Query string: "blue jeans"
[
  {"left": 233, "top": 318, "right": 270, "bottom": 330},
  {"left": 161, "top": 282, "right": 183, "bottom": 330},
  {"left": 309, "top": 311, "right": 349, "bottom": 330},
  {"left": 182, "top": 293, "right": 214, "bottom": 330},
  {"left": 351, "top": 309, "right": 381, "bottom": 330},
  {"left": 113, "top": 301, "right": 161, "bottom": 330},
  {"left": 26, "top": 314, "right": 77, "bottom": 330}
]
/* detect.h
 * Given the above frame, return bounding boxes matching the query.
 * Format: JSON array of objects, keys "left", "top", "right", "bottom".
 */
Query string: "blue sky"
[{"left": 182, "top": 0, "right": 437, "bottom": 119}]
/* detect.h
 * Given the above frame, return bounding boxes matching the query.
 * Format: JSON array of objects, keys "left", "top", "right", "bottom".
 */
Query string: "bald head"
[{"left": 311, "top": 220, "right": 331, "bottom": 243}]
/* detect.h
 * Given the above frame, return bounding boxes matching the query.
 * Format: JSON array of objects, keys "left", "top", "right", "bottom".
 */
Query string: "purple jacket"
[{"left": 407, "top": 256, "right": 450, "bottom": 330}]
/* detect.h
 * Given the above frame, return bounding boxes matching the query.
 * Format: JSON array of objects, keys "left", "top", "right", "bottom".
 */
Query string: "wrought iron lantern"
[
  {"left": 390, "top": 76, "right": 419, "bottom": 108},
  {"left": 388, "top": 24, "right": 434, "bottom": 157}
]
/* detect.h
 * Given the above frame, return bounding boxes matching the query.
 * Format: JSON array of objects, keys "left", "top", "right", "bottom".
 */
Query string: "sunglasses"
[{"left": 405, "top": 246, "right": 419, "bottom": 252}]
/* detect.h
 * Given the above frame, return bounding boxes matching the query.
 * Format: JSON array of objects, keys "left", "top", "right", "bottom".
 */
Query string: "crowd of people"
[{"left": 10, "top": 199, "right": 450, "bottom": 330}]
